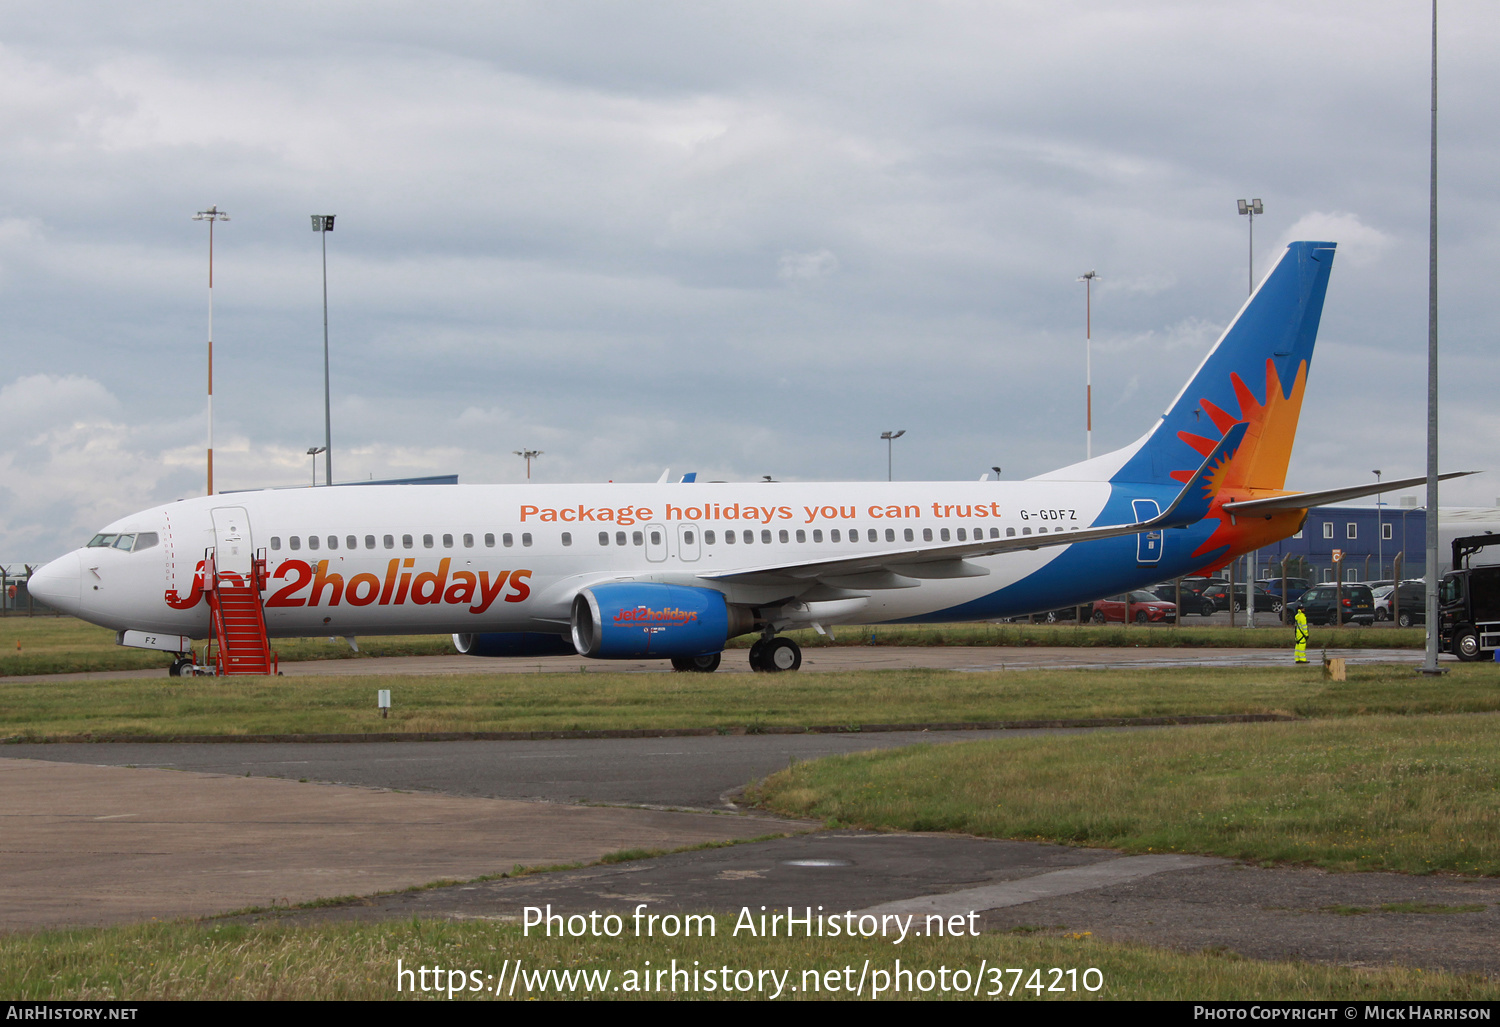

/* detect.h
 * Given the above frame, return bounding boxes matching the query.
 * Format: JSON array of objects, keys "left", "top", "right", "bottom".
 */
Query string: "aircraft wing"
[
  {"left": 700, "top": 423, "right": 1247, "bottom": 590},
  {"left": 1221, "top": 471, "right": 1478, "bottom": 515}
]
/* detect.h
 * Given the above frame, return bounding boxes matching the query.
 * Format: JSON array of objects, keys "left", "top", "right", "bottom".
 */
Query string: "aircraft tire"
[
  {"left": 748, "top": 639, "right": 769, "bottom": 672},
  {"left": 761, "top": 637, "right": 801, "bottom": 673},
  {"left": 672, "top": 652, "right": 722, "bottom": 673},
  {"left": 168, "top": 659, "right": 185, "bottom": 677}
]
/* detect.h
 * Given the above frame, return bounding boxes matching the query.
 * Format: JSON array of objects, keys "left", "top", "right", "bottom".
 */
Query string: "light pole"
[
  {"left": 880, "top": 430, "right": 905, "bottom": 481},
  {"left": 192, "top": 205, "right": 229, "bottom": 495},
  {"left": 1237, "top": 200, "right": 1262, "bottom": 626},
  {"left": 514, "top": 449, "right": 542, "bottom": 479},
  {"left": 1374, "top": 470, "right": 1384, "bottom": 580},
  {"left": 1077, "top": 271, "right": 1099, "bottom": 459},
  {"left": 1422, "top": 0, "right": 1442, "bottom": 675},
  {"left": 311, "top": 215, "right": 336, "bottom": 486},
  {"left": 306, "top": 446, "right": 326, "bottom": 487}
]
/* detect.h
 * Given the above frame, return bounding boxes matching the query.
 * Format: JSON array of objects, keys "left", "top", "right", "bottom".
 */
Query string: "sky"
[{"left": 1, "top": 1, "right": 1496, "bottom": 564}]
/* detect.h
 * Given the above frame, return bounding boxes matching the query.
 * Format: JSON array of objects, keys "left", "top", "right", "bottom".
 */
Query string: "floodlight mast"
[
  {"left": 880, "top": 430, "right": 906, "bottom": 481},
  {"left": 1236, "top": 199, "right": 1263, "bottom": 627},
  {"left": 1422, "top": 0, "right": 1442, "bottom": 675},
  {"left": 514, "top": 449, "right": 542, "bottom": 479},
  {"left": 311, "top": 215, "right": 336, "bottom": 486},
  {"left": 192, "top": 206, "right": 229, "bottom": 496},
  {"left": 1076, "top": 271, "right": 1099, "bottom": 459}
]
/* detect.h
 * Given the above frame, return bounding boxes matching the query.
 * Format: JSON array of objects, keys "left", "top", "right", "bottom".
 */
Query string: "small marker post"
[{"left": 377, "top": 689, "right": 391, "bottom": 719}]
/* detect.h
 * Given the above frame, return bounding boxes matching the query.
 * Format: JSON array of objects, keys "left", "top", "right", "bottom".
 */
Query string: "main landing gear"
[
  {"left": 748, "top": 635, "right": 802, "bottom": 673},
  {"left": 670, "top": 652, "right": 722, "bottom": 673}
]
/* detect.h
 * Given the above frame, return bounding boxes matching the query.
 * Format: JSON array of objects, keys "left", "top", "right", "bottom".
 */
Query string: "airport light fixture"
[
  {"left": 1076, "top": 270, "right": 1099, "bottom": 459},
  {"left": 514, "top": 449, "right": 542, "bottom": 479},
  {"left": 311, "top": 215, "right": 336, "bottom": 486},
  {"left": 1237, "top": 199, "right": 1263, "bottom": 296},
  {"left": 306, "top": 446, "right": 326, "bottom": 487},
  {"left": 192, "top": 205, "right": 229, "bottom": 495},
  {"left": 880, "top": 430, "right": 905, "bottom": 481},
  {"left": 1422, "top": 0, "right": 1442, "bottom": 674}
]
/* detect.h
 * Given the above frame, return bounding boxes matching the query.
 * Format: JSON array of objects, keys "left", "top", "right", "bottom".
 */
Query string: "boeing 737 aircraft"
[{"left": 27, "top": 241, "right": 1455, "bottom": 674}]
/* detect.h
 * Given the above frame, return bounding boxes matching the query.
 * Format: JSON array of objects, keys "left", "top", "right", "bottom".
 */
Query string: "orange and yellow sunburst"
[{"left": 1171, "top": 358, "right": 1311, "bottom": 572}]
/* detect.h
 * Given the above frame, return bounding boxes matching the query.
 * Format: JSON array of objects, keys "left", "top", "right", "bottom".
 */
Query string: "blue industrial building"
[{"left": 1249, "top": 503, "right": 1500, "bottom": 584}]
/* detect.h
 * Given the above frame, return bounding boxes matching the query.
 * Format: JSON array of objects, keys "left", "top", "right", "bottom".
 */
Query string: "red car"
[{"left": 1091, "top": 590, "right": 1178, "bottom": 624}]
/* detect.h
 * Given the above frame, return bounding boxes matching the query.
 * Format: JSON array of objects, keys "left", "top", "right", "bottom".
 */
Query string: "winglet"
[{"left": 1152, "top": 421, "right": 1248, "bottom": 528}]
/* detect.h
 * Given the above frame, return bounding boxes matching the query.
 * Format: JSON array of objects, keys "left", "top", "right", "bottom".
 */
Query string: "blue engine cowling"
[
  {"left": 452, "top": 632, "right": 578, "bottom": 657},
  {"left": 571, "top": 582, "right": 732, "bottom": 659}
]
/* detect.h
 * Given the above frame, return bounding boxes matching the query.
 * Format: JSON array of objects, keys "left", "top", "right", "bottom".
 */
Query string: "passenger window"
[
  {"left": 365, "top": 535, "right": 376, "bottom": 549},
  {"left": 562, "top": 532, "right": 572, "bottom": 547},
  {"left": 463, "top": 534, "right": 473, "bottom": 548},
  {"left": 308, "top": 536, "right": 320, "bottom": 550},
  {"left": 632, "top": 531, "right": 644, "bottom": 546},
  {"left": 616, "top": 531, "right": 627, "bottom": 546},
  {"left": 940, "top": 528, "right": 950, "bottom": 542},
  {"left": 867, "top": 529, "right": 877, "bottom": 542},
  {"left": 651, "top": 530, "right": 662, "bottom": 546},
  {"left": 850, "top": 532, "right": 859, "bottom": 544},
  {"left": 484, "top": 533, "right": 495, "bottom": 547},
  {"left": 705, "top": 531, "right": 715, "bottom": 545},
  {"left": 761, "top": 530, "right": 771, "bottom": 544},
  {"left": 270, "top": 537, "right": 282, "bottom": 551},
  {"left": 327, "top": 536, "right": 338, "bottom": 550},
  {"left": 442, "top": 534, "right": 453, "bottom": 548},
  {"left": 779, "top": 529, "right": 789, "bottom": 543},
  {"left": 384, "top": 535, "right": 395, "bottom": 549},
  {"left": 743, "top": 530, "right": 753, "bottom": 544},
  {"left": 522, "top": 533, "right": 533, "bottom": 547},
  {"left": 599, "top": 531, "right": 609, "bottom": 546},
  {"left": 346, "top": 536, "right": 357, "bottom": 550},
  {"left": 904, "top": 528, "right": 913, "bottom": 542},
  {"left": 990, "top": 527, "right": 1000, "bottom": 539},
  {"left": 685, "top": 531, "right": 695, "bottom": 545},
  {"left": 1022, "top": 527, "right": 1031, "bottom": 536},
  {"left": 725, "top": 530, "right": 736, "bottom": 544},
  {"left": 885, "top": 528, "right": 895, "bottom": 542},
  {"left": 503, "top": 533, "right": 514, "bottom": 547},
  {"left": 813, "top": 530, "right": 823, "bottom": 543},
  {"left": 957, "top": 528, "right": 967, "bottom": 542},
  {"left": 423, "top": 534, "right": 434, "bottom": 549},
  {"left": 796, "top": 530, "right": 806, "bottom": 543},
  {"left": 402, "top": 535, "right": 413, "bottom": 549},
  {"left": 290, "top": 537, "right": 302, "bottom": 550},
  {"left": 831, "top": 529, "right": 841, "bottom": 542},
  {"left": 923, "top": 528, "right": 933, "bottom": 542},
  {"left": 1006, "top": 527, "right": 1016, "bottom": 537}
]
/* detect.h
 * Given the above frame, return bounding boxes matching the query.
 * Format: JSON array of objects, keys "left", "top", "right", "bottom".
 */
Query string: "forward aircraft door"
[{"left": 211, "top": 507, "right": 253, "bottom": 577}]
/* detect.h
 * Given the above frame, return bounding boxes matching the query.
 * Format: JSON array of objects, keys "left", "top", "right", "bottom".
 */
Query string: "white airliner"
[{"left": 26, "top": 241, "right": 1454, "bottom": 673}]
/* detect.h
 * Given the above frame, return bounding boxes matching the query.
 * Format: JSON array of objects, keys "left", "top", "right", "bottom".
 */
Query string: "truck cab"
[{"left": 1438, "top": 534, "right": 1500, "bottom": 661}]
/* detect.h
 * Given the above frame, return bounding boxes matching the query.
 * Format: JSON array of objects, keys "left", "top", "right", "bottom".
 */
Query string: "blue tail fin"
[{"left": 1038, "top": 240, "right": 1336, "bottom": 489}]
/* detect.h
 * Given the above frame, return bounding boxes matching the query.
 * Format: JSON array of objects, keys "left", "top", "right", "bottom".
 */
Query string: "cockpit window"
[
  {"left": 87, "top": 534, "right": 119, "bottom": 548},
  {"left": 112, "top": 534, "right": 137, "bottom": 550},
  {"left": 133, "top": 532, "right": 159, "bottom": 552}
]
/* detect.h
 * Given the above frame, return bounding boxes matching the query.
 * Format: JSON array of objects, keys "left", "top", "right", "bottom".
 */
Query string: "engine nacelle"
[
  {"left": 571, "top": 582, "right": 747, "bottom": 659},
  {"left": 452, "top": 632, "right": 578, "bottom": 657}
]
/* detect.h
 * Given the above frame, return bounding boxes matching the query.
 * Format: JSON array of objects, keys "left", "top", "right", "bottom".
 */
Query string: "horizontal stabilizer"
[{"left": 1221, "top": 471, "right": 1478, "bottom": 515}]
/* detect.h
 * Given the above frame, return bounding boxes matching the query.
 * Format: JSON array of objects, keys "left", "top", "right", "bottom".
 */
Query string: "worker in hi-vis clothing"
[{"left": 1294, "top": 607, "right": 1309, "bottom": 664}]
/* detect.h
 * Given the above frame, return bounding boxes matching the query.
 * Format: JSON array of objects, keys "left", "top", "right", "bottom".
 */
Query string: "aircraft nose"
[{"left": 27, "top": 551, "right": 82, "bottom": 615}]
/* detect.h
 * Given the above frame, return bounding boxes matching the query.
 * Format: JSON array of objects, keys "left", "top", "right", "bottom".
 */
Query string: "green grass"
[
  {"left": 0, "top": 617, "right": 1423, "bottom": 677},
  {"left": 748, "top": 713, "right": 1500, "bottom": 876},
  {"left": 2, "top": 918, "right": 1494, "bottom": 1000},
  {"left": 4, "top": 664, "right": 1500, "bottom": 741}
]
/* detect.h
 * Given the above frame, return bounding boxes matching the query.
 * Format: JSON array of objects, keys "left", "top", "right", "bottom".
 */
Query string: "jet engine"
[{"left": 570, "top": 582, "right": 752, "bottom": 659}]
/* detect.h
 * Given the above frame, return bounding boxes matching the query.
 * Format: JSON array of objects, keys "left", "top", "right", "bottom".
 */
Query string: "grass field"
[
  {"left": 3, "top": 918, "right": 1495, "bottom": 1001},
  {"left": 749, "top": 713, "right": 1500, "bottom": 876},
  {"left": 0, "top": 616, "right": 1424, "bottom": 677},
  {"left": 3, "top": 663, "right": 1499, "bottom": 741}
]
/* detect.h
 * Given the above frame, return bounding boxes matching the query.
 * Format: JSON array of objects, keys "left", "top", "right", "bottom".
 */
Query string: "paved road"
[
  {"left": 2, "top": 728, "right": 1100, "bottom": 810},
  {"left": 2, "top": 644, "right": 1442, "bottom": 684}
]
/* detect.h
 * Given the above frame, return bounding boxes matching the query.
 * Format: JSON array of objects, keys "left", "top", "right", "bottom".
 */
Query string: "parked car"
[
  {"left": 1092, "top": 591, "right": 1178, "bottom": 624},
  {"left": 1259, "top": 577, "right": 1312, "bottom": 604},
  {"left": 1149, "top": 577, "right": 1226, "bottom": 616},
  {"left": 1374, "top": 582, "right": 1427, "bottom": 627},
  {"left": 1201, "top": 583, "right": 1282, "bottom": 615},
  {"left": 1288, "top": 583, "right": 1375, "bottom": 626}
]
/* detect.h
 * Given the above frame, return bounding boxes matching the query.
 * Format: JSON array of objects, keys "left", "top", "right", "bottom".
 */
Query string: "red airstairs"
[{"left": 203, "top": 548, "right": 278, "bottom": 676}]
